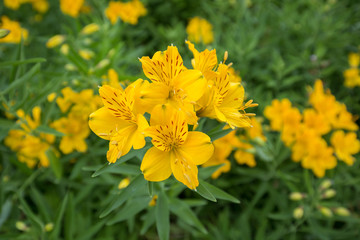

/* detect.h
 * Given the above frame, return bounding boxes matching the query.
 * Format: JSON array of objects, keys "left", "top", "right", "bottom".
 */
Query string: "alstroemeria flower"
[
  {"left": 89, "top": 84, "right": 149, "bottom": 163},
  {"left": 139, "top": 45, "right": 206, "bottom": 125},
  {"left": 140, "top": 104, "right": 214, "bottom": 189}
]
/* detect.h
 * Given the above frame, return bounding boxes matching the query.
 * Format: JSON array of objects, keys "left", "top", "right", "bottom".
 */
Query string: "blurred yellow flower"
[
  {"left": 78, "top": 49, "right": 94, "bottom": 60},
  {"left": 89, "top": 84, "right": 149, "bottom": 163},
  {"left": 234, "top": 138, "right": 256, "bottom": 168},
  {"left": 0, "top": 16, "right": 28, "bottom": 43},
  {"left": 264, "top": 98, "right": 293, "bottom": 131},
  {"left": 331, "top": 130, "right": 360, "bottom": 166},
  {"left": 51, "top": 114, "right": 90, "bottom": 154},
  {"left": 348, "top": 52, "right": 359, "bottom": 68},
  {"left": 47, "top": 92, "right": 56, "bottom": 102},
  {"left": 31, "top": 0, "right": 49, "bottom": 13},
  {"left": 46, "top": 35, "right": 65, "bottom": 48},
  {"left": 105, "top": 0, "right": 147, "bottom": 25},
  {"left": 186, "top": 17, "right": 214, "bottom": 45},
  {"left": 60, "top": 0, "right": 84, "bottom": 17},
  {"left": 141, "top": 105, "right": 214, "bottom": 189}
]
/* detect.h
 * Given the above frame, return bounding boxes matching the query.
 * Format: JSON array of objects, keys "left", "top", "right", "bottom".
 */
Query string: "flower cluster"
[
  {"left": 4, "top": 107, "right": 55, "bottom": 168},
  {"left": 203, "top": 117, "right": 266, "bottom": 179},
  {"left": 0, "top": 16, "right": 28, "bottom": 44},
  {"left": 51, "top": 87, "right": 102, "bottom": 154},
  {"left": 343, "top": 52, "right": 360, "bottom": 88},
  {"left": 4, "top": 0, "right": 49, "bottom": 13},
  {"left": 264, "top": 80, "right": 360, "bottom": 177},
  {"left": 105, "top": 0, "right": 147, "bottom": 25},
  {"left": 89, "top": 42, "right": 256, "bottom": 189},
  {"left": 186, "top": 17, "right": 214, "bottom": 45}
]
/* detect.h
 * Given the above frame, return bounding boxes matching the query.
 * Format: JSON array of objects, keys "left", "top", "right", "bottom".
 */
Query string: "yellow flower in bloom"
[
  {"left": 186, "top": 40, "right": 217, "bottom": 76},
  {"left": 303, "top": 108, "right": 331, "bottom": 136},
  {"left": 31, "top": 0, "right": 49, "bottom": 13},
  {"left": 141, "top": 105, "right": 214, "bottom": 189},
  {"left": 264, "top": 98, "right": 293, "bottom": 131},
  {"left": 197, "top": 63, "right": 256, "bottom": 129},
  {"left": 60, "top": 0, "right": 84, "bottom": 17},
  {"left": 228, "top": 67, "right": 242, "bottom": 83},
  {"left": 343, "top": 68, "right": 360, "bottom": 88},
  {"left": 247, "top": 117, "right": 266, "bottom": 142},
  {"left": 105, "top": 0, "right": 147, "bottom": 25},
  {"left": 4, "top": 107, "right": 55, "bottom": 168},
  {"left": 81, "top": 23, "right": 100, "bottom": 35},
  {"left": 139, "top": 45, "right": 206, "bottom": 125},
  {"left": 51, "top": 114, "right": 90, "bottom": 154},
  {"left": 301, "top": 138, "right": 336, "bottom": 178},
  {"left": 46, "top": 35, "right": 66, "bottom": 48},
  {"left": 186, "top": 17, "right": 214, "bottom": 45},
  {"left": 89, "top": 84, "right": 149, "bottom": 163},
  {"left": 102, "top": 68, "right": 122, "bottom": 89},
  {"left": 331, "top": 131, "right": 360, "bottom": 166},
  {"left": 0, "top": 16, "right": 28, "bottom": 43},
  {"left": 56, "top": 87, "right": 77, "bottom": 113},
  {"left": 234, "top": 138, "right": 256, "bottom": 167},
  {"left": 4, "top": 0, "right": 25, "bottom": 9}
]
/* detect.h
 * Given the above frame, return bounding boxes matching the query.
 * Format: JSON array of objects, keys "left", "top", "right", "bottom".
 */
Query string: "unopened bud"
[
  {"left": 65, "top": 64, "right": 77, "bottom": 71},
  {"left": 118, "top": 178, "right": 130, "bottom": 189},
  {"left": 47, "top": 93, "right": 56, "bottom": 102},
  {"left": 107, "top": 49, "right": 116, "bottom": 58},
  {"left": 44, "top": 223, "right": 54, "bottom": 232},
  {"left": 322, "top": 189, "right": 336, "bottom": 199},
  {"left": 46, "top": 35, "right": 66, "bottom": 48},
  {"left": 83, "top": 38, "right": 93, "bottom": 46},
  {"left": 319, "top": 206, "right": 333, "bottom": 218},
  {"left": 78, "top": 49, "right": 94, "bottom": 60},
  {"left": 334, "top": 207, "right": 350, "bottom": 217},
  {"left": 3, "top": 175, "right": 9, "bottom": 182},
  {"left": 81, "top": 23, "right": 100, "bottom": 35},
  {"left": 0, "top": 29, "right": 10, "bottom": 39},
  {"left": 95, "top": 59, "right": 110, "bottom": 69},
  {"left": 60, "top": 44, "right": 69, "bottom": 55},
  {"left": 289, "top": 192, "right": 305, "bottom": 201},
  {"left": 16, "top": 221, "right": 29, "bottom": 231},
  {"left": 149, "top": 195, "right": 158, "bottom": 207},
  {"left": 319, "top": 179, "right": 332, "bottom": 190},
  {"left": 293, "top": 207, "right": 304, "bottom": 219}
]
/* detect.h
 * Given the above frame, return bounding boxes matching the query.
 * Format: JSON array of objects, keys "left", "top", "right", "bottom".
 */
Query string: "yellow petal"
[
  {"left": 178, "top": 131, "right": 214, "bottom": 165},
  {"left": 170, "top": 150, "right": 199, "bottom": 190},
  {"left": 89, "top": 107, "right": 131, "bottom": 140},
  {"left": 141, "top": 147, "right": 172, "bottom": 181},
  {"left": 173, "top": 69, "right": 205, "bottom": 102},
  {"left": 221, "top": 83, "right": 245, "bottom": 109}
]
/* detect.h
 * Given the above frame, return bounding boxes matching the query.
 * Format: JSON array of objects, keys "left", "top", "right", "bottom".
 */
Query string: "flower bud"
[
  {"left": 334, "top": 207, "right": 350, "bottom": 217},
  {"left": 95, "top": 59, "right": 110, "bottom": 69},
  {"left": 149, "top": 195, "right": 158, "bottom": 207},
  {"left": 321, "top": 189, "right": 336, "bottom": 199},
  {"left": 319, "top": 179, "right": 332, "bottom": 190},
  {"left": 46, "top": 35, "right": 66, "bottom": 48},
  {"left": 319, "top": 206, "right": 333, "bottom": 218},
  {"left": 47, "top": 93, "right": 56, "bottom": 102},
  {"left": 79, "top": 49, "right": 94, "bottom": 60},
  {"left": 81, "top": 23, "right": 100, "bottom": 35},
  {"left": 0, "top": 29, "right": 10, "bottom": 39},
  {"left": 16, "top": 221, "right": 29, "bottom": 231},
  {"left": 293, "top": 207, "right": 304, "bottom": 219},
  {"left": 118, "top": 178, "right": 130, "bottom": 189},
  {"left": 45, "top": 223, "right": 54, "bottom": 232},
  {"left": 289, "top": 192, "right": 305, "bottom": 201},
  {"left": 60, "top": 44, "right": 69, "bottom": 55},
  {"left": 65, "top": 64, "right": 77, "bottom": 71}
]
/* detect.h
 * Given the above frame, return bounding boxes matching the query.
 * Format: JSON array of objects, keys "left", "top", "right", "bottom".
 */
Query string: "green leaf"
[
  {"left": 140, "top": 207, "right": 156, "bottom": 235},
  {"left": 89, "top": 164, "right": 140, "bottom": 177},
  {"left": 199, "top": 165, "right": 224, "bottom": 180},
  {"left": 200, "top": 180, "right": 240, "bottom": 203},
  {"left": 50, "top": 193, "right": 69, "bottom": 240},
  {"left": 156, "top": 191, "right": 170, "bottom": 240},
  {"left": 99, "top": 174, "right": 146, "bottom": 218},
  {"left": 208, "top": 127, "right": 233, "bottom": 141},
  {"left": 107, "top": 196, "right": 149, "bottom": 225},
  {"left": 19, "top": 197, "right": 44, "bottom": 231},
  {"left": 0, "top": 198, "right": 12, "bottom": 229},
  {"left": 196, "top": 181, "right": 217, "bottom": 202},
  {"left": 147, "top": 181, "right": 154, "bottom": 197},
  {"left": 1, "top": 63, "right": 41, "bottom": 95},
  {"left": 46, "top": 149, "right": 63, "bottom": 179},
  {"left": 169, "top": 198, "right": 207, "bottom": 234},
  {"left": 92, "top": 143, "right": 151, "bottom": 177},
  {"left": 36, "top": 125, "right": 64, "bottom": 137},
  {"left": 0, "top": 58, "right": 46, "bottom": 68}
]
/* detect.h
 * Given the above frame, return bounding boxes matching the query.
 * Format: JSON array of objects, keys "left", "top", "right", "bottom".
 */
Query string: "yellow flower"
[
  {"left": 331, "top": 130, "right": 360, "bottom": 166},
  {"left": 186, "top": 40, "right": 217, "bottom": 76},
  {"left": 234, "top": 137, "right": 256, "bottom": 167},
  {"left": 102, "top": 68, "right": 121, "bottom": 89},
  {"left": 105, "top": 0, "right": 147, "bottom": 25},
  {"left": 47, "top": 92, "right": 56, "bottom": 102},
  {"left": 60, "top": 0, "right": 84, "bottom": 17},
  {"left": 139, "top": 45, "right": 206, "bottom": 125},
  {"left": 89, "top": 84, "right": 149, "bottom": 163},
  {"left": 264, "top": 98, "right": 293, "bottom": 131},
  {"left": 197, "top": 63, "right": 256, "bottom": 129},
  {"left": 348, "top": 53, "right": 360, "bottom": 68},
  {"left": 228, "top": 67, "right": 242, "bottom": 83},
  {"left": 343, "top": 68, "right": 360, "bottom": 88},
  {"left": 81, "top": 23, "right": 100, "bottom": 35},
  {"left": 46, "top": 35, "right": 66, "bottom": 48},
  {"left": 0, "top": 16, "right": 28, "bottom": 43},
  {"left": 31, "top": 0, "right": 49, "bottom": 13},
  {"left": 246, "top": 117, "right": 266, "bottom": 142},
  {"left": 301, "top": 137, "right": 336, "bottom": 178},
  {"left": 140, "top": 105, "right": 214, "bottom": 190},
  {"left": 303, "top": 108, "right": 330, "bottom": 136},
  {"left": 51, "top": 114, "right": 90, "bottom": 154},
  {"left": 186, "top": 17, "right": 214, "bottom": 45}
]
